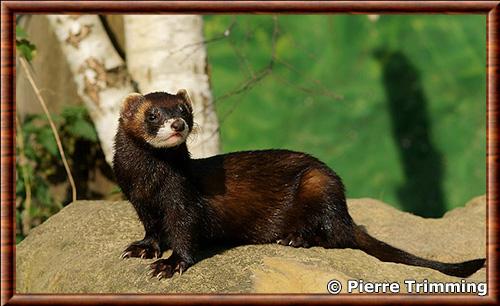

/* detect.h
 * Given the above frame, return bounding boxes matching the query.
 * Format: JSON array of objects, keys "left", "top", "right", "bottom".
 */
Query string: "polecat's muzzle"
[{"left": 171, "top": 119, "right": 186, "bottom": 132}]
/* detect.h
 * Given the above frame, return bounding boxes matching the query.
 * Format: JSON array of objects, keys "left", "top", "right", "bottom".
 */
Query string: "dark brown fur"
[{"left": 113, "top": 91, "right": 485, "bottom": 279}]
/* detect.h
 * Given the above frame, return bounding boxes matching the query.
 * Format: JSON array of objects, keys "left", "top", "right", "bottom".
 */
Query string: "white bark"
[
  {"left": 47, "top": 15, "right": 134, "bottom": 165},
  {"left": 123, "top": 15, "right": 220, "bottom": 158}
]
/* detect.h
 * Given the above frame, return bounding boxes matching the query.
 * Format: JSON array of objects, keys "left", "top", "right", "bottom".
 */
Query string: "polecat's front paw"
[
  {"left": 149, "top": 258, "right": 189, "bottom": 280},
  {"left": 276, "top": 233, "right": 310, "bottom": 248},
  {"left": 120, "top": 239, "right": 161, "bottom": 259}
]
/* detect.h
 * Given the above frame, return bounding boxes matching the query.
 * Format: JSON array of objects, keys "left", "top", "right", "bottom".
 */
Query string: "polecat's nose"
[{"left": 171, "top": 119, "right": 185, "bottom": 132}]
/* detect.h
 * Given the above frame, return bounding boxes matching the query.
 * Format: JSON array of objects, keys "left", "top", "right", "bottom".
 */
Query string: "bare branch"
[
  {"left": 214, "top": 16, "right": 279, "bottom": 104},
  {"left": 274, "top": 56, "right": 344, "bottom": 100},
  {"left": 228, "top": 38, "right": 255, "bottom": 78},
  {"left": 201, "top": 15, "right": 343, "bottom": 144},
  {"left": 177, "top": 18, "right": 238, "bottom": 64}
]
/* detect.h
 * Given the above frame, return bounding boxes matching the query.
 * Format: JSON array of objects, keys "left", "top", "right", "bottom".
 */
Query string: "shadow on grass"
[{"left": 374, "top": 49, "right": 446, "bottom": 218}]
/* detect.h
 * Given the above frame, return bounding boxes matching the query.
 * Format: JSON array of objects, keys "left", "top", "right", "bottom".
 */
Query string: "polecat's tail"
[{"left": 353, "top": 226, "right": 485, "bottom": 278}]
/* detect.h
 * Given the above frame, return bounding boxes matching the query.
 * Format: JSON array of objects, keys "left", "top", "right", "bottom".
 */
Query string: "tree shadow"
[{"left": 374, "top": 49, "right": 446, "bottom": 217}]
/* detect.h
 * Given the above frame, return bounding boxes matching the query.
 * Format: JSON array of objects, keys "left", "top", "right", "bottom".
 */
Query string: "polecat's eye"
[
  {"left": 147, "top": 112, "right": 159, "bottom": 123},
  {"left": 178, "top": 105, "right": 185, "bottom": 113}
]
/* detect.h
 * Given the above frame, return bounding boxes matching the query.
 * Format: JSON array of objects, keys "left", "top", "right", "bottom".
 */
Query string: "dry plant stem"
[
  {"left": 15, "top": 114, "right": 32, "bottom": 235},
  {"left": 19, "top": 57, "right": 77, "bottom": 203}
]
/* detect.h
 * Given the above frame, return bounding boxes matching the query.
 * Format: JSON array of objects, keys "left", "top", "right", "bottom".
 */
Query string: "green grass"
[{"left": 204, "top": 15, "right": 486, "bottom": 217}]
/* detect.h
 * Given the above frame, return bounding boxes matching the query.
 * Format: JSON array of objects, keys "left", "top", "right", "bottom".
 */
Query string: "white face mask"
[{"left": 146, "top": 118, "right": 189, "bottom": 148}]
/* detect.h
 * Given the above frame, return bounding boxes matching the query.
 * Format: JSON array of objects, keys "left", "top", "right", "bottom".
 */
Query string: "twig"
[
  {"left": 228, "top": 38, "right": 255, "bottom": 78},
  {"left": 15, "top": 114, "right": 32, "bottom": 235},
  {"left": 274, "top": 56, "right": 343, "bottom": 100},
  {"left": 178, "top": 18, "right": 237, "bottom": 64},
  {"left": 214, "top": 16, "right": 279, "bottom": 104},
  {"left": 198, "top": 17, "right": 281, "bottom": 144},
  {"left": 20, "top": 57, "right": 77, "bottom": 203},
  {"left": 174, "top": 18, "right": 237, "bottom": 57},
  {"left": 219, "top": 87, "right": 251, "bottom": 124},
  {"left": 215, "top": 67, "right": 272, "bottom": 103}
]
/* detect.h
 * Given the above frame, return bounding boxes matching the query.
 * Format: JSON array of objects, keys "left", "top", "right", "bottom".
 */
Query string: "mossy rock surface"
[{"left": 16, "top": 196, "right": 486, "bottom": 293}]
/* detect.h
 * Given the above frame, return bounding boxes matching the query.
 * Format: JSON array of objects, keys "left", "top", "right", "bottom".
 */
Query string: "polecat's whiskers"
[{"left": 187, "top": 122, "right": 200, "bottom": 145}]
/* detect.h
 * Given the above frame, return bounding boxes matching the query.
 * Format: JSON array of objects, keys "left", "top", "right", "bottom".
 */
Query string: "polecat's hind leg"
[
  {"left": 276, "top": 167, "right": 354, "bottom": 250},
  {"left": 120, "top": 238, "right": 161, "bottom": 259},
  {"left": 276, "top": 233, "right": 311, "bottom": 248}
]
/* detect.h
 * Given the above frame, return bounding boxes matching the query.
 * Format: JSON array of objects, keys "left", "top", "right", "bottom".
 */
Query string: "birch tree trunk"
[
  {"left": 47, "top": 15, "right": 134, "bottom": 165},
  {"left": 123, "top": 15, "right": 220, "bottom": 158}
]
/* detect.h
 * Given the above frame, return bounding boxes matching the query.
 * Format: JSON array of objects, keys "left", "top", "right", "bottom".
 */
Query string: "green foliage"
[
  {"left": 16, "top": 106, "right": 99, "bottom": 242},
  {"left": 16, "top": 25, "right": 36, "bottom": 62},
  {"left": 61, "top": 106, "right": 98, "bottom": 142},
  {"left": 16, "top": 25, "right": 28, "bottom": 38},
  {"left": 204, "top": 15, "right": 486, "bottom": 216}
]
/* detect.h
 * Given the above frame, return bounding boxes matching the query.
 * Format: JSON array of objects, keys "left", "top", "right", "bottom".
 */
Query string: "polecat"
[{"left": 113, "top": 90, "right": 486, "bottom": 280}]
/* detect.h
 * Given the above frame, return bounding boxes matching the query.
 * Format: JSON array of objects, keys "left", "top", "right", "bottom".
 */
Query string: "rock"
[{"left": 16, "top": 196, "right": 486, "bottom": 294}]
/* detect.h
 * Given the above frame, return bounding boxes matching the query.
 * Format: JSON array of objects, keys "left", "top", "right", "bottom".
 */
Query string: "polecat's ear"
[
  {"left": 120, "top": 93, "right": 145, "bottom": 120},
  {"left": 176, "top": 89, "right": 193, "bottom": 110}
]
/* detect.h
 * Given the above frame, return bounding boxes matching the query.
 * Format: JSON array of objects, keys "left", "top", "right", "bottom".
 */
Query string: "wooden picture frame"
[{"left": 1, "top": 1, "right": 498, "bottom": 305}]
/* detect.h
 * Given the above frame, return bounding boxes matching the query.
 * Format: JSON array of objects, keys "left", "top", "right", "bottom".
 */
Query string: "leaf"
[
  {"left": 36, "top": 128, "right": 58, "bottom": 156},
  {"left": 21, "top": 119, "right": 38, "bottom": 134},
  {"left": 16, "top": 210, "right": 22, "bottom": 225},
  {"left": 49, "top": 113, "right": 63, "bottom": 125},
  {"left": 33, "top": 178, "right": 53, "bottom": 208},
  {"left": 16, "top": 175, "right": 25, "bottom": 194},
  {"left": 29, "top": 204, "right": 40, "bottom": 217},
  {"left": 16, "top": 234, "right": 25, "bottom": 244},
  {"left": 67, "top": 119, "right": 98, "bottom": 142},
  {"left": 61, "top": 105, "right": 87, "bottom": 118},
  {"left": 16, "top": 38, "right": 37, "bottom": 62},
  {"left": 23, "top": 145, "right": 37, "bottom": 161},
  {"left": 16, "top": 25, "right": 27, "bottom": 39},
  {"left": 109, "top": 185, "right": 122, "bottom": 195}
]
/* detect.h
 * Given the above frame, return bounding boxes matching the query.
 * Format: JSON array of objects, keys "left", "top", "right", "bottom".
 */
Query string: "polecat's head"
[{"left": 119, "top": 89, "right": 194, "bottom": 148}]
